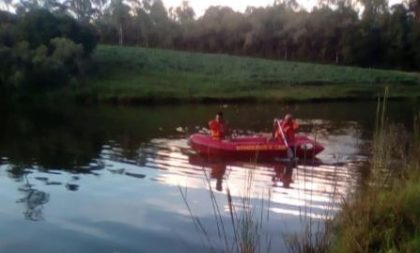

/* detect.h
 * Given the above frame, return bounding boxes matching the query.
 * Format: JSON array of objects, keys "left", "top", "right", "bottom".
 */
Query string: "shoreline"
[{"left": 9, "top": 91, "right": 419, "bottom": 106}]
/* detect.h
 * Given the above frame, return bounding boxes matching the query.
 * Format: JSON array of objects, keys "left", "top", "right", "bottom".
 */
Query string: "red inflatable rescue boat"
[{"left": 189, "top": 134, "right": 324, "bottom": 159}]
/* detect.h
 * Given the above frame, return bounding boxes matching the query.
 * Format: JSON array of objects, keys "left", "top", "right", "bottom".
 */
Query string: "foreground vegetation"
[
  {"left": 67, "top": 45, "right": 420, "bottom": 103},
  {"left": 328, "top": 104, "right": 420, "bottom": 253},
  {"left": 292, "top": 93, "right": 420, "bottom": 253},
  {"left": 331, "top": 173, "right": 420, "bottom": 253},
  {"left": 290, "top": 93, "right": 420, "bottom": 253}
]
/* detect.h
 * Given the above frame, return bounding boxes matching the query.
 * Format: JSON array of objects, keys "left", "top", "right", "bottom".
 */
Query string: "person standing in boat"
[
  {"left": 209, "top": 112, "right": 228, "bottom": 140},
  {"left": 274, "top": 114, "right": 299, "bottom": 143}
]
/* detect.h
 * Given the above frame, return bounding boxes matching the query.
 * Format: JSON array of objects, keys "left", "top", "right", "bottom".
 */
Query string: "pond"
[{"left": 0, "top": 100, "right": 417, "bottom": 253}]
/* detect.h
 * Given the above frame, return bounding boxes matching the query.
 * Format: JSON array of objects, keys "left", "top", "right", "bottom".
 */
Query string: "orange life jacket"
[
  {"left": 209, "top": 120, "right": 225, "bottom": 139},
  {"left": 275, "top": 120, "right": 299, "bottom": 143}
]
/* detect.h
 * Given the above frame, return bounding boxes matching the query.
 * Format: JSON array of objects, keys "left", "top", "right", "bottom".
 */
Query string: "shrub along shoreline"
[
  {"left": 327, "top": 99, "right": 420, "bottom": 253},
  {"left": 283, "top": 92, "right": 420, "bottom": 253}
]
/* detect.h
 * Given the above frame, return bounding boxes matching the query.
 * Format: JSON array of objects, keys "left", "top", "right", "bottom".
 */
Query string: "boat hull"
[{"left": 189, "top": 134, "right": 324, "bottom": 159}]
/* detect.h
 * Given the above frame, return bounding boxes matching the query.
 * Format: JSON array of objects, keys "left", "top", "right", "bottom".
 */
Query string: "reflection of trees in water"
[
  {"left": 65, "top": 183, "right": 79, "bottom": 191},
  {"left": 7, "top": 164, "right": 83, "bottom": 191},
  {"left": 0, "top": 101, "right": 413, "bottom": 176},
  {"left": 0, "top": 103, "right": 106, "bottom": 175},
  {"left": 6, "top": 164, "right": 29, "bottom": 181},
  {"left": 0, "top": 101, "right": 247, "bottom": 176},
  {"left": 7, "top": 165, "right": 81, "bottom": 221},
  {"left": 17, "top": 176, "right": 50, "bottom": 221},
  {"left": 0, "top": 102, "right": 174, "bottom": 176}
]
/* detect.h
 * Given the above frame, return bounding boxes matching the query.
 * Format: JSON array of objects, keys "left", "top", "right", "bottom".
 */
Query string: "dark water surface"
[{"left": 0, "top": 101, "right": 418, "bottom": 253}]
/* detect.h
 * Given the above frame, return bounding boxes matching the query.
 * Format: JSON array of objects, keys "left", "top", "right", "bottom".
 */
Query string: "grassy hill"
[{"left": 72, "top": 45, "right": 420, "bottom": 103}]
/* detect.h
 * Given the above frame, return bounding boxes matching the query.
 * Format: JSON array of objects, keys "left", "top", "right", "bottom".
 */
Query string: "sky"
[
  {"left": 0, "top": 0, "right": 404, "bottom": 16},
  {"left": 163, "top": 0, "right": 404, "bottom": 16}
]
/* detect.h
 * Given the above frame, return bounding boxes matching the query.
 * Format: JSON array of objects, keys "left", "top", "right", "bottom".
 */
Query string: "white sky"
[
  {"left": 0, "top": 0, "right": 404, "bottom": 16},
  {"left": 163, "top": 0, "right": 403, "bottom": 16},
  {"left": 163, "top": 0, "right": 288, "bottom": 15}
]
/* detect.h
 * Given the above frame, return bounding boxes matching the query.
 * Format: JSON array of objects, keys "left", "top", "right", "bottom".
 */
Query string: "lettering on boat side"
[{"left": 235, "top": 145, "right": 287, "bottom": 151}]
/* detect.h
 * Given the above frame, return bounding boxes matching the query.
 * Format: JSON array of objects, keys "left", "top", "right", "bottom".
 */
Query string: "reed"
[
  {"left": 286, "top": 88, "right": 420, "bottom": 253},
  {"left": 284, "top": 158, "right": 339, "bottom": 253},
  {"left": 179, "top": 160, "right": 272, "bottom": 253},
  {"left": 329, "top": 89, "right": 420, "bottom": 253}
]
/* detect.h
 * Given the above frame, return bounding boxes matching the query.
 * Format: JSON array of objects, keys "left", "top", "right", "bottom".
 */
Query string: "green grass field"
[{"left": 71, "top": 45, "right": 420, "bottom": 103}]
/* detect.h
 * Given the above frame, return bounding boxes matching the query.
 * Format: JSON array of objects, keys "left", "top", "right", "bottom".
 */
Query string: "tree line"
[{"left": 1, "top": 0, "right": 420, "bottom": 76}]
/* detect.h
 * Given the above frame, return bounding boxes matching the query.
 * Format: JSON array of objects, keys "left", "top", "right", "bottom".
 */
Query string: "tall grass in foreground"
[
  {"left": 283, "top": 127, "right": 340, "bottom": 253},
  {"left": 180, "top": 151, "right": 338, "bottom": 253},
  {"left": 329, "top": 90, "right": 420, "bottom": 253},
  {"left": 179, "top": 163, "right": 272, "bottom": 253},
  {"left": 285, "top": 88, "right": 420, "bottom": 253}
]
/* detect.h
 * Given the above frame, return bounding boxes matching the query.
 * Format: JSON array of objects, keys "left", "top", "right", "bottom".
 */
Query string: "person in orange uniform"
[
  {"left": 209, "top": 112, "right": 227, "bottom": 140},
  {"left": 274, "top": 114, "right": 299, "bottom": 143}
]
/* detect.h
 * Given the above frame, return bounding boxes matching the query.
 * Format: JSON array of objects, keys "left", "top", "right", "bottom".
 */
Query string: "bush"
[{"left": 0, "top": 9, "right": 97, "bottom": 91}]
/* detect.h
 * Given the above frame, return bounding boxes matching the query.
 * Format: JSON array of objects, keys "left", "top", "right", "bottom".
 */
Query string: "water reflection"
[
  {"left": 65, "top": 183, "right": 79, "bottom": 191},
  {"left": 272, "top": 162, "right": 294, "bottom": 188},
  {"left": 0, "top": 101, "right": 415, "bottom": 252},
  {"left": 188, "top": 153, "right": 304, "bottom": 191},
  {"left": 108, "top": 168, "right": 147, "bottom": 179},
  {"left": 17, "top": 176, "right": 50, "bottom": 221},
  {"left": 185, "top": 150, "right": 349, "bottom": 220},
  {"left": 0, "top": 101, "right": 414, "bottom": 174}
]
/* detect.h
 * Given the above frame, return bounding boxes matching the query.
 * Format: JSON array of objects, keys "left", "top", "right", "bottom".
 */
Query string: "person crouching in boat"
[
  {"left": 209, "top": 112, "right": 228, "bottom": 140},
  {"left": 273, "top": 114, "right": 299, "bottom": 143}
]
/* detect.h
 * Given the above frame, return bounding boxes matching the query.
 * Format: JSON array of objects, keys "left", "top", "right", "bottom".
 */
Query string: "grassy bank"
[
  {"left": 64, "top": 45, "right": 420, "bottom": 103},
  {"left": 280, "top": 93, "right": 420, "bottom": 253},
  {"left": 330, "top": 174, "right": 420, "bottom": 253},
  {"left": 326, "top": 95, "right": 420, "bottom": 253}
]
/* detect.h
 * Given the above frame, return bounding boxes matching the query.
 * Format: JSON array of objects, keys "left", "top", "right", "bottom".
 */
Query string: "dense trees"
[
  {"left": 1, "top": 0, "right": 420, "bottom": 74},
  {"left": 0, "top": 9, "right": 97, "bottom": 90},
  {"left": 92, "top": 0, "right": 420, "bottom": 70}
]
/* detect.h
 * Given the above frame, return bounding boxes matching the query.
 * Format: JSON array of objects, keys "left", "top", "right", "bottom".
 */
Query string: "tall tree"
[
  {"left": 145, "top": 0, "right": 174, "bottom": 46},
  {"left": 409, "top": 0, "right": 420, "bottom": 22},
  {"left": 65, "top": 0, "right": 95, "bottom": 22},
  {"left": 360, "top": 0, "right": 388, "bottom": 22},
  {"left": 274, "top": 0, "right": 299, "bottom": 10},
  {"left": 107, "top": 0, "right": 130, "bottom": 45},
  {"left": 92, "top": 0, "right": 109, "bottom": 18},
  {"left": 174, "top": 0, "right": 195, "bottom": 24}
]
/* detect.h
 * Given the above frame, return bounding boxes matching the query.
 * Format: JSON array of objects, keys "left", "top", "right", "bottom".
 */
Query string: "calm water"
[{"left": 0, "top": 101, "right": 418, "bottom": 253}]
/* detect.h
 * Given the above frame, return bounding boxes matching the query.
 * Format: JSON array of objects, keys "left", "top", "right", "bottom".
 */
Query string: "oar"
[{"left": 277, "top": 120, "right": 294, "bottom": 159}]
